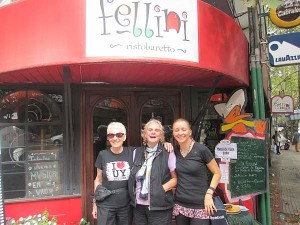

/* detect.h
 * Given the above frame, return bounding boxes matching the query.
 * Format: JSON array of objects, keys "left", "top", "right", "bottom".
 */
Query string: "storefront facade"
[{"left": 0, "top": 0, "right": 249, "bottom": 224}]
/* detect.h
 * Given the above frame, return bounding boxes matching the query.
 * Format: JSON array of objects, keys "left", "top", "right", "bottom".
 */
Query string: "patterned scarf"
[{"left": 136, "top": 144, "right": 159, "bottom": 200}]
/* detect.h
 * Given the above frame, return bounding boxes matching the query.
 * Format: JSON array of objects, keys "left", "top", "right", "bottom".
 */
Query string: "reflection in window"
[
  {"left": 141, "top": 99, "right": 174, "bottom": 143},
  {"left": 0, "top": 89, "right": 64, "bottom": 200},
  {"left": 0, "top": 90, "right": 61, "bottom": 123}
]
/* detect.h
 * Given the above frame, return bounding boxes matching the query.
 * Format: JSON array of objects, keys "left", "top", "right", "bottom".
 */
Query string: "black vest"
[{"left": 128, "top": 144, "right": 174, "bottom": 210}]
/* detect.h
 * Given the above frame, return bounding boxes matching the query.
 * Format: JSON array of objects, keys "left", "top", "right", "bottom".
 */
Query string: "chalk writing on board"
[
  {"left": 28, "top": 151, "right": 58, "bottom": 161},
  {"left": 230, "top": 136, "right": 266, "bottom": 198},
  {"left": 27, "top": 150, "right": 62, "bottom": 197}
]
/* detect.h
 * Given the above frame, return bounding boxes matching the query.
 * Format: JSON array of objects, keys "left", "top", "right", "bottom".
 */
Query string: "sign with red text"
[
  {"left": 86, "top": 0, "right": 199, "bottom": 62},
  {"left": 271, "top": 94, "right": 294, "bottom": 114}
]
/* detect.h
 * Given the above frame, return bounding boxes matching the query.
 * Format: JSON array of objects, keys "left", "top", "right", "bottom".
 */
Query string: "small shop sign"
[
  {"left": 271, "top": 94, "right": 294, "bottom": 114},
  {"left": 268, "top": 32, "right": 300, "bottom": 66},
  {"left": 269, "top": 0, "right": 300, "bottom": 28},
  {"left": 86, "top": 0, "right": 199, "bottom": 62},
  {"left": 215, "top": 140, "right": 237, "bottom": 160}
]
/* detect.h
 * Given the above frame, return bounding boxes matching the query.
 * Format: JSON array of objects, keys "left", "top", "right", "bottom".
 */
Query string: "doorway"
[{"left": 81, "top": 87, "right": 181, "bottom": 224}]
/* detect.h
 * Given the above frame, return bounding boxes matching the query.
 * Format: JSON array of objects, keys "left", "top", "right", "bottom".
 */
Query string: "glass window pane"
[
  {"left": 3, "top": 168, "right": 26, "bottom": 199},
  {"left": 0, "top": 90, "right": 62, "bottom": 123},
  {"left": 0, "top": 89, "right": 64, "bottom": 200},
  {"left": 28, "top": 125, "right": 63, "bottom": 149}
]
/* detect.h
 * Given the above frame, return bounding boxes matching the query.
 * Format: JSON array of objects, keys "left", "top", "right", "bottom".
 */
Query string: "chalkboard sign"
[
  {"left": 230, "top": 136, "right": 266, "bottom": 198},
  {"left": 27, "top": 150, "right": 63, "bottom": 197}
]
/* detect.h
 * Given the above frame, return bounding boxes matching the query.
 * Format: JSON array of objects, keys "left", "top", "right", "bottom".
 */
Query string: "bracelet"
[
  {"left": 208, "top": 186, "right": 216, "bottom": 192},
  {"left": 205, "top": 192, "right": 213, "bottom": 196}
]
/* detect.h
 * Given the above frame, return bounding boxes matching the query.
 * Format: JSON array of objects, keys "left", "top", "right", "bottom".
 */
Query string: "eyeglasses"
[{"left": 107, "top": 133, "right": 124, "bottom": 139}]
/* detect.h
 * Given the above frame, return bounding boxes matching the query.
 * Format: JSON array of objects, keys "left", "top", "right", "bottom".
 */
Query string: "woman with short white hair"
[{"left": 92, "top": 122, "right": 133, "bottom": 225}]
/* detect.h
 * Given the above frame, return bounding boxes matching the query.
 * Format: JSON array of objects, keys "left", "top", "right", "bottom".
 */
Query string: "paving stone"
[{"left": 270, "top": 145, "right": 300, "bottom": 225}]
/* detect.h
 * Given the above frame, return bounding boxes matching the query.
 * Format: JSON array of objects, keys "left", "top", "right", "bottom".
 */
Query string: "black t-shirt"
[
  {"left": 95, "top": 147, "right": 134, "bottom": 208},
  {"left": 174, "top": 142, "right": 214, "bottom": 208}
]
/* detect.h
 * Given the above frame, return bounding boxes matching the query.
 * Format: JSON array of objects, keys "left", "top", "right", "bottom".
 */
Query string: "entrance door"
[{"left": 81, "top": 87, "right": 181, "bottom": 224}]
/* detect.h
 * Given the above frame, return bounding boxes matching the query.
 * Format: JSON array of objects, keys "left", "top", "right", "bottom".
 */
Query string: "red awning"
[{"left": 0, "top": 0, "right": 249, "bottom": 88}]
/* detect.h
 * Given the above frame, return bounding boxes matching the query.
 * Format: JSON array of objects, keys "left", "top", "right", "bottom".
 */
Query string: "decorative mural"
[{"left": 213, "top": 88, "right": 267, "bottom": 206}]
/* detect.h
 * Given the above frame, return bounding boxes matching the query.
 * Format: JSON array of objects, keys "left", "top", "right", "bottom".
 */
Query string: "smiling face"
[
  {"left": 107, "top": 122, "right": 126, "bottom": 150},
  {"left": 172, "top": 119, "right": 192, "bottom": 145},
  {"left": 143, "top": 120, "right": 163, "bottom": 148}
]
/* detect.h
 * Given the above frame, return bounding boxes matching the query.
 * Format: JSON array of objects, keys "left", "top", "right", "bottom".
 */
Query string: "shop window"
[
  {"left": 0, "top": 90, "right": 64, "bottom": 200},
  {"left": 141, "top": 99, "right": 174, "bottom": 143}
]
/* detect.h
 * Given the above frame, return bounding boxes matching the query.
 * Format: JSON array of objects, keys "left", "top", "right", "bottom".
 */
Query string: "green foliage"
[
  {"left": 240, "top": 0, "right": 282, "bottom": 7},
  {"left": 262, "top": 0, "right": 282, "bottom": 8},
  {"left": 6, "top": 211, "right": 90, "bottom": 225},
  {"left": 6, "top": 210, "right": 57, "bottom": 225},
  {"left": 266, "top": 12, "right": 300, "bottom": 109},
  {"left": 78, "top": 218, "right": 90, "bottom": 225},
  {"left": 270, "top": 65, "right": 300, "bottom": 107}
]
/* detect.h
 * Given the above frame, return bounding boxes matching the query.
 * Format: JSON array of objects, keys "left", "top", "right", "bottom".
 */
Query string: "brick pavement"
[{"left": 270, "top": 144, "right": 300, "bottom": 225}]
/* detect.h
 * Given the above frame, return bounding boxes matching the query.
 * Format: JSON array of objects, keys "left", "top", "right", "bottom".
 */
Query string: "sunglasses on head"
[{"left": 107, "top": 133, "right": 124, "bottom": 139}]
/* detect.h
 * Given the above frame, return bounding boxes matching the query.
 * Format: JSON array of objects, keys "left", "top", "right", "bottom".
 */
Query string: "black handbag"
[
  {"left": 210, "top": 196, "right": 229, "bottom": 225},
  {"left": 94, "top": 185, "right": 112, "bottom": 202},
  {"left": 94, "top": 185, "right": 128, "bottom": 202}
]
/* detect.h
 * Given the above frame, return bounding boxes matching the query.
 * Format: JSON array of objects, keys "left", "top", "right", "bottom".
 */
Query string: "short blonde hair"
[
  {"left": 107, "top": 122, "right": 126, "bottom": 135},
  {"left": 142, "top": 119, "right": 165, "bottom": 144}
]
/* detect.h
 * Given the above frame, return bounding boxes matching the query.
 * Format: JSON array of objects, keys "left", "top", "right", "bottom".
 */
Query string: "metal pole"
[
  {"left": 255, "top": 48, "right": 272, "bottom": 225},
  {"left": 251, "top": 55, "right": 260, "bottom": 118}
]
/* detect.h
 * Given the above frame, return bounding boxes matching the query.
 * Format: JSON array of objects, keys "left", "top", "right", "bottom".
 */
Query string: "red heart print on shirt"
[{"left": 117, "top": 161, "right": 125, "bottom": 169}]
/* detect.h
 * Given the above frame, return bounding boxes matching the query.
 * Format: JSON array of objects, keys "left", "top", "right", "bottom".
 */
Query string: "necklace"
[{"left": 180, "top": 139, "right": 195, "bottom": 157}]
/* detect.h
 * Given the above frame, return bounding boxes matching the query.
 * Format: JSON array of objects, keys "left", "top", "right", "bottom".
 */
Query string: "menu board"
[
  {"left": 230, "top": 136, "right": 266, "bottom": 198},
  {"left": 27, "top": 150, "right": 63, "bottom": 197}
]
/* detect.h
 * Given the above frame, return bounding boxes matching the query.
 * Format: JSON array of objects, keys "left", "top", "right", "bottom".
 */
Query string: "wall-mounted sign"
[
  {"left": 268, "top": 32, "right": 300, "bottom": 66},
  {"left": 269, "top": 0, "right": 300, "bottom": 28},
  {"left": 86, "top": 0, "right": 199, "bottom": 63},
  {"left": 215, "top": 140, "right": 237, "bottom": 160},
  {"left": 271, "top": 94, "right": 294, "bottom": 114}
]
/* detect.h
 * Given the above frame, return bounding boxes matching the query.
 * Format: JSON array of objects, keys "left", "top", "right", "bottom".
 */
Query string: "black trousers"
[
  {"left": 175, "top": 214, "right": 210, "bottom": 225},
  {"left": 276, "top": 145, "right": 281, "bottom": 154},
  {"left": 97, "top": 205, "right": 132, "bottom": 225},
  {"left": 133, "top": 204, "right": 172, "bottom": 225}
]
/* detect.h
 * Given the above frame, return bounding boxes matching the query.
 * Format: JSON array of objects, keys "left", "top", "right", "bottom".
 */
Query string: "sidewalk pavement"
[{"left": 270, "top": 144, "right": 300, "bottom": 225}]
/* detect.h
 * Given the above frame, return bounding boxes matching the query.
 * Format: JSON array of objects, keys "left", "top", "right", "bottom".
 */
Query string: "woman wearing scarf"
[{"left": 128, "top": 119, "right": 177, "bottom": 225}]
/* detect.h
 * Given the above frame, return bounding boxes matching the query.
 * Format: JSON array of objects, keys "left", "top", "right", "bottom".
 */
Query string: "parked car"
[{"left": 50, "top": 134, "right": 63, "bottom": 145}]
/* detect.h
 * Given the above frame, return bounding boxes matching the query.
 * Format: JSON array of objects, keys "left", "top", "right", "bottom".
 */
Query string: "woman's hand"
[
  {"left": 163, "top": 142, "right": 174, "bottom": 152},
  {"left": 204, "top": 193, "right": 217, "bottom": 216},
  {"left": 92, "top": 203, "right": 97, "bottom": 219}
]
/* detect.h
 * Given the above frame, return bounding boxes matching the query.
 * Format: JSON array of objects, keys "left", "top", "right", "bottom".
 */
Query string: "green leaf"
[
  {"left": 241, "top": 0, "right": 257, "bottom": 7},
  {"left": 262, "top": 0, "right": 282, "bottom": 8}
]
